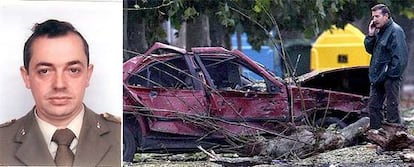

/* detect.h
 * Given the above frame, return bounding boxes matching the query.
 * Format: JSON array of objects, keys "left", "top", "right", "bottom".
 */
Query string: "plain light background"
[{"left": 0, "top": 0, "right": 123, "bottom": 123}]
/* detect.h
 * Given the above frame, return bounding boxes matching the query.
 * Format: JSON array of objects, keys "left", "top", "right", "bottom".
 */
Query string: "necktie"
[{"left": 52, "top": 128, "right": 75, "bottom": 166}]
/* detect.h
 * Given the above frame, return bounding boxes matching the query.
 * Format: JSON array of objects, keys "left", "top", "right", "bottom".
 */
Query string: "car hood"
[{"left": 291, "top": 66, "right": 370, "bottom": 96}]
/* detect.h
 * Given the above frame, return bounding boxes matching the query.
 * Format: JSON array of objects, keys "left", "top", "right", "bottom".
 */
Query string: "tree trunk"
[
  {"left": 280, "top": 30, "right": 304, "bottom": 40},
  {"left": 257, "top": 117, "right": 370, "bottom": 159},
  {"left": 125, "top": 9, "right": 148, "bottom": 61},
  {"left": 236, "top": 31, "right": 242, "bottom": 51},
  {"left": 173, "top": 22, "right": 187, "bottom": 49},
  {"left": 186, "top": 14, "right": 210, "bottom": 50},
  {"left": 366, "top": 122, "right": 414, "bottom": 151},
  {"left": 209, "top": 18, "right": 226, "bottom": 48}
]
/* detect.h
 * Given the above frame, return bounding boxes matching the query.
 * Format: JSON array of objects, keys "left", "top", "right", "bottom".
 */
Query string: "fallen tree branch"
[
  {"left": 366, "top": 122, "right": 414, "bottom": 151},
  {"left": 197, "top": 146, "right": 219, "bottom": 160},
  {"left": 258, "top": 117, "right": 370, "bottom": 159}
]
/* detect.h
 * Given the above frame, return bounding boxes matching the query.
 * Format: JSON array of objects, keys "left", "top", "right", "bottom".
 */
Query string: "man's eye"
[
  {"left": 69, "top": 68, "right": 81, "bottom": 74},
  {"left": 38, "top": 69, "right": 49, "bottom": 75}
]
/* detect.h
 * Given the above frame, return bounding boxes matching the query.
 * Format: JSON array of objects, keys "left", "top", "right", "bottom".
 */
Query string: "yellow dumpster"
[{"left": 310, "top": 24, "right": 371, "bottom": 71}]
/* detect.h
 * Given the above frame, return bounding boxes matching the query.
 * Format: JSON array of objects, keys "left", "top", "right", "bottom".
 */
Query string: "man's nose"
[{"left": 53, "top": 72, "right": 67, "bottom": 89}]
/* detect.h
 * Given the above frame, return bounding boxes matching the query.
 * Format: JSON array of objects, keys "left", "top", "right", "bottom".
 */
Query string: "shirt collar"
[{"left": 35, "top": 106, "right": 85, "bottom": 145}]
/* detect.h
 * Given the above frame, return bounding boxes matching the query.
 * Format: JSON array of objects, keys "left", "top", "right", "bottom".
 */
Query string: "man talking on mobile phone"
[{"left": 364, "top": 4, "right": 408, "bottom": 129}]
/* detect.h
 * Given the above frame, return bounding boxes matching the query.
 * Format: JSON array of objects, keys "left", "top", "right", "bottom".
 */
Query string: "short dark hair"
[
  {"left": 371, "top": 4, "right": 391, "bottom": 17},
  {"left": 23, "top": 19, "right": 89, "bottom": 71}
]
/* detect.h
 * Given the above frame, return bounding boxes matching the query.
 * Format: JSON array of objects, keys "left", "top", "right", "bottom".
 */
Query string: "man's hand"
[{"left": 368, "top": 20, "right": 376, "bottom": 36}]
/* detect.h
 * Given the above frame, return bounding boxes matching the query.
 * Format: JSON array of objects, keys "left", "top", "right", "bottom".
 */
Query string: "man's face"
[
  {"left": 21, "top": 33, "right": 93, "bottom": 124},
  {"left": 371, "top": 9, "right": 389, "bottom": 29}
]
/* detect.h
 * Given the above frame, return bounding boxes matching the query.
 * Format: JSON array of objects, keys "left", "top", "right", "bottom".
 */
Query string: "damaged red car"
[{"left": 123, "top": 42, "right": 369, "bottom": 161}]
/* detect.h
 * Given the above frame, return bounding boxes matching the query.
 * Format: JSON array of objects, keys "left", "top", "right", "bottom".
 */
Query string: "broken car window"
[
  {"left": 127, "top": 57, "right": 193, "bottom": 89},
  {"left": 200, "top": 55, "right": 267, "bottom": 92}
]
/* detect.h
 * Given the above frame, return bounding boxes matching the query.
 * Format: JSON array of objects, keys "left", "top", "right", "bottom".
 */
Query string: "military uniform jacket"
[
  {"left": 364, "top": 18, "right": 408, "bottom": 84},
  {"left": 0, "top": 106, "right": 121, "bottom": 166}
]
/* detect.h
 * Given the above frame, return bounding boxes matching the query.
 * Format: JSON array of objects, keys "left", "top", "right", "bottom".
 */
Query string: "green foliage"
[
  {"left": 401, "top": 8, "right": 414, "bottom": 19},
  {"left": 216, "top": 3, "right": 235, "bottom": 27},
  {"left": 183, "top": 7, "right": 199, "bottom": 20},
  {"left": 392, "top": 0, "right": 414, "bottom": 19},
  {"left": 125, "top": 0, "right": 414, "bottom": 51}
]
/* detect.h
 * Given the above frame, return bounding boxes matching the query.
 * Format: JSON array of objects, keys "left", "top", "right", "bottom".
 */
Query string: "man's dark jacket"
[
  {"left": 364, "top": 18, "right": 408, "bottom": 84},
  {"left": 0, "top": 106, "right": 121, "bottom": 166}
]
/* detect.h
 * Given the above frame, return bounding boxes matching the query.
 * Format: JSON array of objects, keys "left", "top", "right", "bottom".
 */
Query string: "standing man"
[
  {"left": 364, "top": 4, "right": 408, "bottom": 129},
  {"left": 0, "top": 19, "right": 121, "bottom": 166}
]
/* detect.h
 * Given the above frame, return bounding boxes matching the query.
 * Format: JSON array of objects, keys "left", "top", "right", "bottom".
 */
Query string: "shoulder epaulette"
[
  {"left": 0, "top": 119, "right": 16, "bottom": 128},
  {"left": 100, "top": 113, "right": 121, "bottom": 124}
]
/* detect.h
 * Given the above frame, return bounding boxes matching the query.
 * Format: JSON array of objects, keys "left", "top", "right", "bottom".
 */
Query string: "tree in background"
[{"left": 123, "top": 0, "right": 414, "bottom": 81}]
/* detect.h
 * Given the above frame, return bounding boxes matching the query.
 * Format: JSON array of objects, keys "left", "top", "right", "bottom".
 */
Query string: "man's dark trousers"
[{"left": 368, "top": 78, "right": 401, "bottom": 129}]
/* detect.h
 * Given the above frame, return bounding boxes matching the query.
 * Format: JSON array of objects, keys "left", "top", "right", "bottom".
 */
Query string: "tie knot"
[{"left": 52, "top": 128, "right": 75, "bottom": 146}]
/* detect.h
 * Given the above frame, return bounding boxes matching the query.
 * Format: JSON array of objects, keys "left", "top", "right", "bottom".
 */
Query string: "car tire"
[
  {"left": 123, "top": 125, "right": 137, "bottom": 162},
  {"left": 315, "top": 117, "right": 347, "bottom": 129}
]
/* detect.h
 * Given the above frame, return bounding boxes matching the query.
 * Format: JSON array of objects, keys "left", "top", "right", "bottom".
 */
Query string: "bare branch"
[{"left": 124, "top": 1, "right": 175, "bottom": 11}]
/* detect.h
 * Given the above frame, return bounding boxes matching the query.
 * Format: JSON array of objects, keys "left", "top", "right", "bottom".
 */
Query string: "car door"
[
  {"left": 125, "top": 55, "right": 209, "bottom": 136},
  {"left": 195, "top": 54, "right": 289, "bottom": 136}
]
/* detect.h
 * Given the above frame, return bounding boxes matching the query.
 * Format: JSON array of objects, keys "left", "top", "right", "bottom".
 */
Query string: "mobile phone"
[{"left": 371, "top": 22, "right": 376, "bottom": 28}]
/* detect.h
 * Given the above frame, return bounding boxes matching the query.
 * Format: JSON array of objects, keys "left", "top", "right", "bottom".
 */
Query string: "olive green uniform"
[{"left": 0, "top": 106, "right": 121, "bottom": 166}]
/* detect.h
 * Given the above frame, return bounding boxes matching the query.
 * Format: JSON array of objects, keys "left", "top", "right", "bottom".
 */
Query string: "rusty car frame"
[{"left": 123, "top": 42, "right": 369, "bottom": 161}]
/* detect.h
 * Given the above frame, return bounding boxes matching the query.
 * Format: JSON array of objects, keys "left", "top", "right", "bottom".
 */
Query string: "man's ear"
[
  {"left": 20, "top": 66, "right": 31, "bottom": 89},
  {"left": 85, "top": 64, "right": 94, "bottom": 87}
]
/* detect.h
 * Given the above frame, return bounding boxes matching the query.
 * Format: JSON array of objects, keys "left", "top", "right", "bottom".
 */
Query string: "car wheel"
[
  {"left": 315, "top": 117, "right": 347, "bottom": 129},
  {"left": 123, "top": 125, "right": 137, "bottom": 162}
]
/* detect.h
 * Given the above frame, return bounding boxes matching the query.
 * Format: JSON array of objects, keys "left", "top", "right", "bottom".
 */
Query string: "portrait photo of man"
[{"left": 0, "top": 1, "right": 122, "bottom": 166}]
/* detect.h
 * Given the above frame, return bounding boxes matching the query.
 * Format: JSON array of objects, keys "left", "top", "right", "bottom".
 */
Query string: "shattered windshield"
[{"left": 199, "top": 55, "right": 267, "bottom": 92}]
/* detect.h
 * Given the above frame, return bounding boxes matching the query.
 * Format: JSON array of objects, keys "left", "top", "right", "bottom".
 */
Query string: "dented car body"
[
  {"left": 296, "top": 66, "right": 370, "bottom": 96},
  {"left": 123, "top": 42, "right": 369, "bottom": 159}
]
